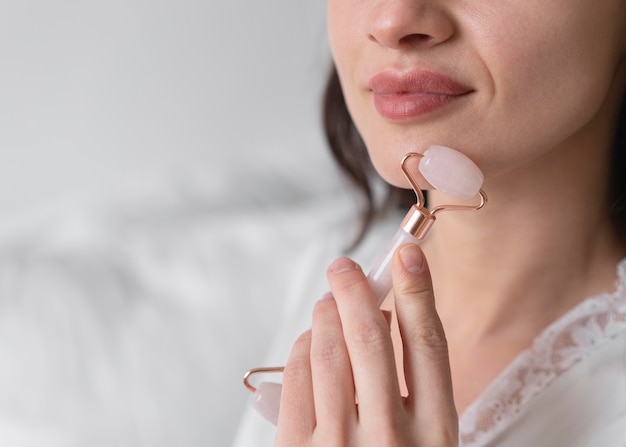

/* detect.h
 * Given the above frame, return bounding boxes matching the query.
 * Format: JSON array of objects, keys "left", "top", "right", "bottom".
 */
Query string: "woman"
[{"left": 243, "top": 0, "right": 626, "bottom": 445}]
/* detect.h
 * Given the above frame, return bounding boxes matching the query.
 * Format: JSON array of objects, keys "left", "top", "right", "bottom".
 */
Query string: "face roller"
[
  {"left": 367, "top": 145, "right": 486, "bottom": 305},
  {"left": 243, "top": 145, "right": 487, "bottom": 424}
]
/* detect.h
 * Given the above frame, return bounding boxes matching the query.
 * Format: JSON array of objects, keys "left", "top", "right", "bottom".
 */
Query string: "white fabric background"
[
  {"left": 0, "top": 1, "right": 330, "bottom": 221},
  {"left": 0, "top": 2, "right": 340, "bottom": 446}
]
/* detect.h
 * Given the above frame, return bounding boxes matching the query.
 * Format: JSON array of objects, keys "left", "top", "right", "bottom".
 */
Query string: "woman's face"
[{"left": 327, "top": 0, "right": 626, "bottom": 188}]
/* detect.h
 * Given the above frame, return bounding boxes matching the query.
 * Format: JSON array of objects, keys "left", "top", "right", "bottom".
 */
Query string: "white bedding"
[
  {"left": 0, "top": 154, "right": 358, "bottom": 446},
  {"left": 0, "top": 2, "right": 333, "bottom": 444}
]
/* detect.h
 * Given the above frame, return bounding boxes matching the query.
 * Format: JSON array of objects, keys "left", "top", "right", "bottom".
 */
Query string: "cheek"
[
  {"left": 327, "top": 0, "right": 362, "bottom": 68},
  {"left": 465, "top": 2, "right": 624, "bottom": 166}
]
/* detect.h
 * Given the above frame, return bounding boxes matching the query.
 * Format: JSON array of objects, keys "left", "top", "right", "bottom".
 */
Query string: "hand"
[{"left": 276, "top": 243, "right": 458, "bottom": 446}]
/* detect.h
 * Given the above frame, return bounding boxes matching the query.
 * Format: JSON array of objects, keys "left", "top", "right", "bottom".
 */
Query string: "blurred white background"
[
  {"left": 0, "top": 2, "right": 346, "bottom": 446},
  {"left": 1, "top": 0, "right": 330, "bottom": 221}
]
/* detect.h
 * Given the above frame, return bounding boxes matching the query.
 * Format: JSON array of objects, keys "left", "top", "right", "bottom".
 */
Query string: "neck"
[{"left": 423, "top": 125, "right": 625, "bottom": 341}]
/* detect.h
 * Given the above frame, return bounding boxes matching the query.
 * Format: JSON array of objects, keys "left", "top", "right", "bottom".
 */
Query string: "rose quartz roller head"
[
  {"left": 367, "top": 145, "right": 487, "bottom": 304},
  {"left": 244, "top": 145, "right": 487, "bottom": 425}
]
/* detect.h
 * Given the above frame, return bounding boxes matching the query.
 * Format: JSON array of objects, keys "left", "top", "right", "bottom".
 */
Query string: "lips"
[{"left": 369, "top": 70, "right": 473, "bottom": 121}]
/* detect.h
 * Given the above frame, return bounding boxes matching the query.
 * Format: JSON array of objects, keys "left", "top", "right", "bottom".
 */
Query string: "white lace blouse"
[
  {"left": 459, "top": 258, "right": 626, "bottom": 446},
  {"left": 233, "top": 219, "right": 626, "bottom": 447}
]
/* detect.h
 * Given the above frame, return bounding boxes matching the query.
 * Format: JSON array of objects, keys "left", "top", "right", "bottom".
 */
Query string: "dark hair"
[
  {"left": 610, "top": 88, "right": 626, "bottom": 242},
  {"left": 322, "top": 66, "right": 415, "bottom": 248},
  {"left": 322, "top": 65, "right": 626, "bottom": 245}
]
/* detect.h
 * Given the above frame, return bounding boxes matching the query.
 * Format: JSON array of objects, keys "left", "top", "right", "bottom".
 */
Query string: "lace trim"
[{"left": 459, "top": 258, "right": 626, "bottom": 446}]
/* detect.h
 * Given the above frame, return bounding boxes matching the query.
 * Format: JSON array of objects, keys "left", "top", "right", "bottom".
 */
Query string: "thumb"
[{"left": 392, "top": 243, "right": 456, "bottom": 424}]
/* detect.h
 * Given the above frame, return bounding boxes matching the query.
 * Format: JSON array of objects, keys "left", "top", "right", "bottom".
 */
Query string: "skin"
[
  {"left": 277, "top": 1, "right": 626, "bottom": 445},
  {"left": 328, "top": 0, "right": 626, "bottom": 187}
]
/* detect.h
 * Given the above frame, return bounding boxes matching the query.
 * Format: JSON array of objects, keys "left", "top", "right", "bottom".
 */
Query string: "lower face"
[{"left": 327, "top": 0, "right": 626, "bottom": 189}]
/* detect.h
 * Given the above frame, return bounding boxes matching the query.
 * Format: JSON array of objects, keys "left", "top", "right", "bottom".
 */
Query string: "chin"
[{"left": 368, "top": 150, "right": 431, "bottom": 191}]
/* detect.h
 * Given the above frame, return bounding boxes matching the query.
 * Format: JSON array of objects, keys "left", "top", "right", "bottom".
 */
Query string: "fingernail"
[
  {"left": 250, "top": 382, "right": 282, "bottom": 426},
  {"left": 399, "top": 244, "right": 425, "bottom": 273},
  {"left": 329, "top": 257, "right": 359, "bottom": 274}
]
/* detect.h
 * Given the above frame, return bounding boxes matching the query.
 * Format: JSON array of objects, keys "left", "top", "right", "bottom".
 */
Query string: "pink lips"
[{"left": 369, "top": 71, "right": 473, "bottom": 121}]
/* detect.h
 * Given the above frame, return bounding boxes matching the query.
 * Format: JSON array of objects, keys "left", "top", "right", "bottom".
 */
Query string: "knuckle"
[
  {"left": 330, "top": 267, "right": 369, "bottom": 300},
  {"left": 394, "top": 265, "right": 434, "bottom": 300},
  {"left": 398, "top": 280, "right": 433, "bottom": 300},
  {"left": 347, "top": 318, "right": 389, "bottom": 352},
  {"left": 406, "top": 322, "right": 449, "bottom": 357},
  {"left": 335, "top": 276, "right": 366, "bottom": 299},
  {"left": 311, "top": 336, "right": 345, "bottom": 366}
]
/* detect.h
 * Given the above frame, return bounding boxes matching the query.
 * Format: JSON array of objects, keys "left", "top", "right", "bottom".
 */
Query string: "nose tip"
[{"left": 367, "top": 4, "right": 454, "bottom": 50}]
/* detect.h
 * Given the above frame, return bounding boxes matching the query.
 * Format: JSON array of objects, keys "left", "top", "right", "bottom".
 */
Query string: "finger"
[
  {"left": 310, "top": 293, "right": 357, "bottom": 430},
  {"left": 392, "top": 244, "right": 457, "bottom": 426},
  {"left": 326, "top": 257, "right": 403, "bottom": 424},
  {"left": 275, "top": 330, "right": 316, "bottom": 444}
]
